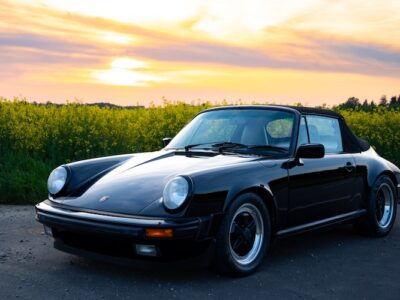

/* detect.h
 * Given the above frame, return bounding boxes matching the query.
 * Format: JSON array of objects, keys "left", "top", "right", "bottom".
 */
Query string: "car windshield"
[{"left": 166, "top": 108, "right": 295, "bottom": 155}]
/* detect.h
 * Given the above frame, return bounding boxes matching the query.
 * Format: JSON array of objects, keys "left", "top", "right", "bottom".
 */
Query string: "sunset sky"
[{"left": 1, "top": 0, "right": 399, "bottom": 106}]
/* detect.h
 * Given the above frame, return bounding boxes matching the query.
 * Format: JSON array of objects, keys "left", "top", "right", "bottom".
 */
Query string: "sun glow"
[
  {"left": 41, "top": 0, "right": 202, "bottom": 25},
  {"left": 111, "top": 58, "right": 147, "bottom": 69},
  {"left": 92, "top": 58, "right": 160, "bottom": 86},
  {"left": 99, "top": 32, "right": 134, "bottom": 44}
]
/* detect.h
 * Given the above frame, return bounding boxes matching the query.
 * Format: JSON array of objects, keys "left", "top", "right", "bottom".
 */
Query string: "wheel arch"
[
  {"left": 377, "top": 171, "right": 398, "bottom": 198},
  {"left": 226, "top": 186, "right": 278, "bottom": 230}
]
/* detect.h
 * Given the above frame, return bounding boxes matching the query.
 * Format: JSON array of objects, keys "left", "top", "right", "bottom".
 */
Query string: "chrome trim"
[
  {"left": 276, "top": 209, "right": 367, "bottom": 237},
  {"left": 229, "top": 203, "right": 264, "bottom": 266},
  {"left": 376, "top": 182, "right": 395, "bottom": 229},
  {"left": 36, "top": 201, "right": 171, "bottom": 226}
]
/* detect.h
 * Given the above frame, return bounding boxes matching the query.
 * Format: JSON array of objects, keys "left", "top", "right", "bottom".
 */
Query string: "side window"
[
  {"left": 297, "top": 117, "right": 309, "bottom": 147},
  {"left": 306, "top": 115, "right": 343, "bottom": 153}
]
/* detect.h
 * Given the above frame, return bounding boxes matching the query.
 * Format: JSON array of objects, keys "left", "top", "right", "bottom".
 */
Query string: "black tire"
[
  {"left": 214, "top": 192, "right": 271, "bottom": 276},
  {"left": 354, "top": 175, "right": 397, "bottom": 237}
]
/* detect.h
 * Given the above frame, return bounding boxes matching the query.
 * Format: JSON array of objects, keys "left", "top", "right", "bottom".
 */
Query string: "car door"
[{"left": 287, "top": 115, "right": 357, "bottom": 227}]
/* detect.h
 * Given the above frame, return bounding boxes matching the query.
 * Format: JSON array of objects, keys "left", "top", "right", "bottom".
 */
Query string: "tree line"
[{"left": 335, "top": 95, "right": 400, "bottom": 111}]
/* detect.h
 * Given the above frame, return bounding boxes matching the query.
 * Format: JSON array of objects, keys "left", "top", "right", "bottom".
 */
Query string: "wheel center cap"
[{"left": 243, "top": 227, "right": 253, "bottom": 241}]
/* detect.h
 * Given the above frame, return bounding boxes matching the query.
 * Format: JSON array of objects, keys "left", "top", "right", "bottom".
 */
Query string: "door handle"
[{"left": 344, "top": 162, "right": 355, "bottom": 172}]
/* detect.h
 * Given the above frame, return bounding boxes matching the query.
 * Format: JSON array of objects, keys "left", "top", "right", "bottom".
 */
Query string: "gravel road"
[{"left": 1, "top": 205, "right": 399, "bottom": 299}]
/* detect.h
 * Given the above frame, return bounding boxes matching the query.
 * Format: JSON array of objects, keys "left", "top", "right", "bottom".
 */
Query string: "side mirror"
[
  {"left": 296, "top": 144, "right": 325, "bottom": 159},
  {"left": 162, "top": 137, "right": 172, "bottom": 147}
]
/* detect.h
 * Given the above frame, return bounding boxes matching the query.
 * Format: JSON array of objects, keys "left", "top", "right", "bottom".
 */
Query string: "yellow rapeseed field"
[{"left": 1, "top": 98, "right": 399, "bottom": 204}]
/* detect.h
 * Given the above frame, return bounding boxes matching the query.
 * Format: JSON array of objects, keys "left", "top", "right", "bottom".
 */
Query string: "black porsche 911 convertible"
[{"left": 36, "top": 105, "right": 400, "bottom": 276}]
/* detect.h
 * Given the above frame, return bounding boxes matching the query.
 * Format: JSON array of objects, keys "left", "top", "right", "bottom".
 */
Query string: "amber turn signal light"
[{"left": 145, "top": 228, "right": 174, "bottom": 238}]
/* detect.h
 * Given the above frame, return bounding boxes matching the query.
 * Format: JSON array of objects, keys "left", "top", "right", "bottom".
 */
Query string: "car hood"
[{"left": 55, "top": 150, "right": 260, "bottom": 216}]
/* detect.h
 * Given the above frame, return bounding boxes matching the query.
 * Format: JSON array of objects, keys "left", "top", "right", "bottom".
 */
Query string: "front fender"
[{"left": 185, "top": 160, "right": 289, "bottom": 229}]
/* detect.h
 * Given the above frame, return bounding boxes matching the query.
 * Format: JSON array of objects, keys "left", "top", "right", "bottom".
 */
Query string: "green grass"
[
  {"left": 0, "top": 153, "right": 52, "bottom": 204},
  {"left": 1, "top": 98, "right": 399, "bottom": 204}
]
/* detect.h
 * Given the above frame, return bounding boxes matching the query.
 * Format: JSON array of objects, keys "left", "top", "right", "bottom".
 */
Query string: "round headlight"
[
  {"left": 163, "top": 176, "right": 190, "bottom": 210},
  {"left": 48, "top": 166, "right": 68, "bottom": 195}
]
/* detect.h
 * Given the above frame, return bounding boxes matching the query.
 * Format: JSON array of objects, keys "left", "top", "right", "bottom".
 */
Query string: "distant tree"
[
  {"left": 362, "top": 99, "right": 369, "bottom": 111},
  {"left": 348, "top": 97, "right": 360, "bottom": 107},
  {"left": 338, "top": 97, "right": 360, "bottom": 110},
  {"left": 397, "top": 95, "right": 400, "bottom": 105},
  {"left": 370, "top": 100, "right": 377, "bottom": 110},
  {"left": 389, "top": 96, "right": 397, "bottom": 107},
  {"left": 379, "top": 95, "right": 387, "bottom": 107}
]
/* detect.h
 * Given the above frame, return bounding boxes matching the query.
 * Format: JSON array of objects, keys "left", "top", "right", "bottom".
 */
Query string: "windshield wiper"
[
  {"left": 211, "top": 142, "right": 248, "bottom": 153},
  {"left": 214, "top": 143, "right": 288, "bottom": 154},
  {"left": 183, "top": 141, "right": 246, "bottom": 152},
  {"left": 183, "top": 141, "right": 223, "bottom": 151},
  {"left": 183, "top": 142, "right": 288, "bottom": 155},
  {"left": 245, "top": 145, "right": 288, "bottom": 153}
]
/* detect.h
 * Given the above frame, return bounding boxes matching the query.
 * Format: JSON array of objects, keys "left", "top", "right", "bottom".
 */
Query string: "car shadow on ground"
[{"left": 62, "top": 223, "right": 374, "bottom": 281}]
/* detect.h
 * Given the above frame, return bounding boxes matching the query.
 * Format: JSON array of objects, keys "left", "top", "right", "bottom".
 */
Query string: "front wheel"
[
  {"left": 214, "top": 193, "right": 270, "bottom": 276},
  {"left": 354, "top": 175, "right": 397, "bottom": 237}
]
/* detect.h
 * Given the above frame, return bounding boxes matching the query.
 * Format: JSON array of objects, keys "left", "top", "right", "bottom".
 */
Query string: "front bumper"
[{"left": 35, "top": 200, "right": 218, "bottom": 261}]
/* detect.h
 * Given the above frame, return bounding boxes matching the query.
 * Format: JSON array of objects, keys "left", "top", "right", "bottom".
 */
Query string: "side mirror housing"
[
  {"left": 296, "top": 144, "right": 325, "bottom": 159},
  {"left": 162, "top": 137, "right": 172, "bottom": 147}
]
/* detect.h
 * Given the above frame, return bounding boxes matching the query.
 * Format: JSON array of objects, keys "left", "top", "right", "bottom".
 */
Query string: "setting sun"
[{"left": 92, "top": 58, "right": 160, "bottom": 86}]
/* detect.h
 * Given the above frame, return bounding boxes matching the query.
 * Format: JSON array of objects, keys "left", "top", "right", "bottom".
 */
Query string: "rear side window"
[{"left": 306, "top": 115, "right": 343, "bottom": 153}]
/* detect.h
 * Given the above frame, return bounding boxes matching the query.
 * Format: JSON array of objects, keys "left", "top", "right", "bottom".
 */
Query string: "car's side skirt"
[{"left": 275, "top": 209, "right": 367, "bottom": 238}]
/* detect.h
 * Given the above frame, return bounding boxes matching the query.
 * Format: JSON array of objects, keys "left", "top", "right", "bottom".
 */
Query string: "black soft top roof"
[
  {"left": 204, "top": 105, "right": 343, "bottom": 118},
  {"left": 289, "top": 106, "right": 342, "bottom": 118}
]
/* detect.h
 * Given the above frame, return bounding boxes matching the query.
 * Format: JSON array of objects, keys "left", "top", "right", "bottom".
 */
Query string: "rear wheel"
[
  {"left": 354, "top": 175, "right": 397, "bottom": 237},
  {"left": 214, "top": 193, "right": 270, "bottom": 276}
]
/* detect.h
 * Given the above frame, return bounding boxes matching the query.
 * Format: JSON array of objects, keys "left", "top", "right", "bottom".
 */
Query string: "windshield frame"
[{"left": 165, "top": 106, "right": 301, "bottom": 158}]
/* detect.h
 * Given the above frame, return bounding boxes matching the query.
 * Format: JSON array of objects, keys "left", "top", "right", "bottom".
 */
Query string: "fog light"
[
  {"left": 43, "top": 225, "right": 53, "bottom": 237},
  {"left": 135, "top": 244, "right": 158, "bottom": 257},
  {"left": 145, "top": 228, "right": 173, "bottom": 238}
]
